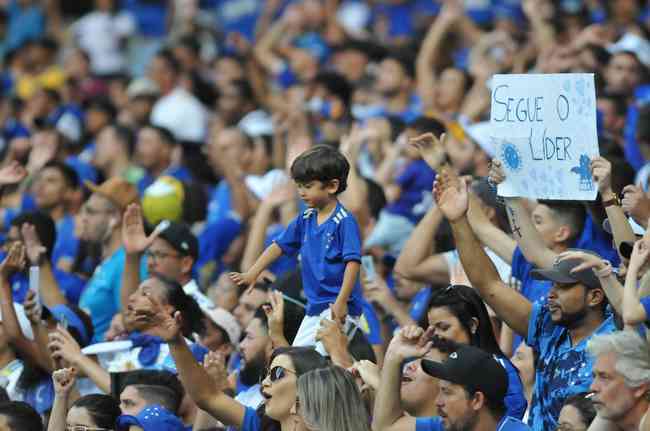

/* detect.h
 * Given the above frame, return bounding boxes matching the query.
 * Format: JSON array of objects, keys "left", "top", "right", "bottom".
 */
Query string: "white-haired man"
[{"left": 587, "top": 330, "right": 650, "bottom": 430}]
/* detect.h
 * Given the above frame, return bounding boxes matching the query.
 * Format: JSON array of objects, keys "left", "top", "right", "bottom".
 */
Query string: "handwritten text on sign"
[{"left": 490, "top": 74, "right": 599, "bottom": 200}]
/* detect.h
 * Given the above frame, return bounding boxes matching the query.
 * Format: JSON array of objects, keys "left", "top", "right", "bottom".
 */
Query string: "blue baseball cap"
[
  {"left": 50, "top": 304, "right": 91, "bottom": 347},
  {"left": 116, "top": 405, "right": 185, "bottom": 431}
]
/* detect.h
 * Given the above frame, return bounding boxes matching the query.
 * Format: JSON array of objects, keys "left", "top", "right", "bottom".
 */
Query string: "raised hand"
[
  {"left": 203, "top": 351, "right": 229, "bottom": 391},
  {"left": 488, "top": 159, "right": 506, "bottom": 186},
  {"left": 23, "top": 290, "right": 42, "bottom": 325},
  {"left": 629, "top": 240, "right": 650, "bottom": 273},
  {"left": 590, "top": 157, "right": 613, "bottom": 195},
  {"left": 122, "top": 204, "right": 163, "bottom": 255},
  {"left": 386, "top": 325, "right": 434, "bottom": 362},
  {"left": 622, "top": 185, "right": 650, "bottom": 225},
  {"left": 263, "top": 290, "right": 285, "bottom": 342},
  {"left": 0, "top": 242, "right": 26, "bottom": 280},
  {"left": 339, "top": 125, "right": 364, "bottom": 162},
  {"left": 52, "top": 367, "right": 77, "bottom": 396},
  {"left": 362, "top": 276, "right": 393, "bottom": 306},
  {"left": 556, "top": 250, "right": 611, "bottom": 277},
  {"left": 21, "top": 223, "right": 46, "bottom": 265},
  {"left": 134, "top": 293, "right": 183, "bottom": 343},
  {"left": 434, "top": 168, "right": 469, "bottom": 222},
  {"left": 48, "top": 326, "right": 83, "bottom": 366},
  {"left": 0, "top": 161, "right": 27, "bottom": 186},
  {"left": 349, "top": 360, "right": 380, "bottom": 392},
  {"left": 262, "top": 182, "right": 296, "bottom": 208},
  {"left": 315, "top": 315, "right": 348, "bottom": 359},
  {"left": 410, "top": 132, "right": 447, "bottom": 170}
]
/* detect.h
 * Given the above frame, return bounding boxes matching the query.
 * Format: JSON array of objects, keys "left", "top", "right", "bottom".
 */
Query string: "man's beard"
[
  {"left": 446, "top": 410, "right": 479, "bottom": 431},
  {"left": 239, "top": 351, "right": 266, "bottom": 386},
  {"left": 554, "top": 306, "right": 588, "bottom": 329}
]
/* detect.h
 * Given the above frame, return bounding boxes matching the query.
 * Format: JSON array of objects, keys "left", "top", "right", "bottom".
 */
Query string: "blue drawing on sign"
[
  {"left": 501, "top": 143, "right": 522, "bottom": 172},
  {"left": 570, "top": 154, "right": 594, "bottom": 191}
]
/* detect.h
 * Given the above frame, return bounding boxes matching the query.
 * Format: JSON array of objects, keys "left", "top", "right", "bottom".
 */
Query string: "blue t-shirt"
[
  {"left": 498, "top": 356, "right": 528, "bottom": 419},
  {"left": 526, "top": 302, "right": 615, "bottom": 431},
  {"left": 52, "top": 214, "right": 80, "bottom": 270},
  {"left": 79, "top": 248, "right": 126, "bottom": 343},
  {"left": 264, "top": 224, "right": 298, "bottom": 277},
  {"left": 206, "top": 181, "right": 232, "bottom": 224},
  {"left": 242, "top": 407, "right": 262, "bottom": 431},
  {"left": 274, "top": 203, "right": 363, "bottom": 317},
  {"left": 416, "top": 415, "right": 531, "bottom": 431},
  {"left": 122, "top": 0, "right": 169, "bottom": 37},
  {"left": 385, "top": 159, "right": 436, "bottom": 224},
  {"left": 640, "top": 296, "right": 650, "bottom": 322},
  {"left": 213, "top": 0, "right": 263, "bottom": 42}
]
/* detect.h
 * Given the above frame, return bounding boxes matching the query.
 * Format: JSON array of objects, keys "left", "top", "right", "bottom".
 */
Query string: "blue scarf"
[{"left": 128, "top": 332, "right": 164, "bottom": 366}]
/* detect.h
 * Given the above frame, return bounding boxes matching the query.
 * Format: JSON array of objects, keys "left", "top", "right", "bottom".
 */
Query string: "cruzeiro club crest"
[{"left": 501, "top": 142, "right": 522, "bottom": 172}]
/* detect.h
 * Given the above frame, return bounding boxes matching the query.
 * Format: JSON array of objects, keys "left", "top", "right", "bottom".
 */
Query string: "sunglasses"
[
  {"left": 266, "top": 366, "right": 296, "bottom": 382},
  {"left": 66, "top": 426, "right": 112, "bottom": 431}
]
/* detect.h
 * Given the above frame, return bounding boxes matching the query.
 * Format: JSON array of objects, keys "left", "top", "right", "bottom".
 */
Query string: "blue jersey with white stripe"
[{"left": 275, "top": 202, "right": 363, "bottom": 316}]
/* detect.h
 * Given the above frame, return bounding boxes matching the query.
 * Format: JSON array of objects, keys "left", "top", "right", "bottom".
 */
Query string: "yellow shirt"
[{"left": 16, "top": 66, "right": 65, "bottom": 99}]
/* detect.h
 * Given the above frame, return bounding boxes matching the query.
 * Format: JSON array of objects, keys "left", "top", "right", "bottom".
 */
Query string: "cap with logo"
[
  {"left": 157, "top": 221, "right": 198, "bottom": 261},
  {"left": 421, "top": 344, "right": 508, "bottom": 404}
]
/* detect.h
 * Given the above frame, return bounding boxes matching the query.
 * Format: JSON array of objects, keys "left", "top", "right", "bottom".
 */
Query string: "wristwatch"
[{"left": 602, "top": 193, "right": 621, "bottom": 208}]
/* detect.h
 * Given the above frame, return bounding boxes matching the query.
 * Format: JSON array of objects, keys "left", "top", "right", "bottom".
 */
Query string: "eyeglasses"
[
  {"left": 266, "top": 366, "right": 296, "bottom": 383},
  {"left": 66, "top": 425, "right": 113, "bottom": 431},
  {"left": 145, "top": 250, "right": 182, "bottom": 261}
]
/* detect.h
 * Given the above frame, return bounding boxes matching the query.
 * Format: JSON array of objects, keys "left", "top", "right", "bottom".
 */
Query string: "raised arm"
[
  {"left": 489, "top": 160, "right": 557, "bottom": 269},
  {"left": 556, "top": 250, "right": 623, "bottom": 316},
  {"left": 142, "top": 298, "right": 247, "bottom": 427},
  {"left": 436, "top": 169, "right": 531, "bottom": 336},
  {"left": 622, "top": 240, "right": 650, "bottom": 326},
  {"left": 21, "top": 223, "right": 66, "bottom": 307},
  {"left": 48, "top": 368, "right": 78, "bottom": 431},
  {"left": 466, "top": 192, "right": 516, "bottom": 264},
  {"left": 373, "top": 326, "right": 433, "bottom": 431},
  {"left": 241, "top": 183, "right": 294, "bottom": 272},
  {"left": 48, "top": 326, "right": 110, "bottom": 393},
  {"left": 591, "top": 157, "right": 636, "bottom": 257},
  {"left": 120, "top": 204, "right": 162, "bottom": 310},
  {"left": 415, "top": 1, "right": 463, "bottom": 110}
]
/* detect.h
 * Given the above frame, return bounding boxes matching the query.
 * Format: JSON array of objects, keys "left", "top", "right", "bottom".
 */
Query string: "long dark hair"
[
  {"left": 257, "top": 347, "right": 330, "bottom": 431},
  {"left": 421, "top": 285, "right": 504, "bottom": 357},
  {"left": 151, "top": 273, "right": 206, "bottom": 337},
  {"left": 71, "top": 394, "right": 121, "bottom": 429}
]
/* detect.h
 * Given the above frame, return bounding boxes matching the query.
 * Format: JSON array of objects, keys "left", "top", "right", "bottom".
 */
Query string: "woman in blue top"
[{"left": 422, "top": 284, "right": 528, "bottom": 419}]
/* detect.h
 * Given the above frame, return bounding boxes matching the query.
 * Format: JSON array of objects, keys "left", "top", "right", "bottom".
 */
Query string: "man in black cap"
[{"left": 420, "top": 344, "right": 530, "bottom": 431}]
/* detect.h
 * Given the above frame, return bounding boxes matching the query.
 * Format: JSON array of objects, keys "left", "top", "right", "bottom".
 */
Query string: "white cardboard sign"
[{"left": 489, "top": 73, "right": 599, "bottom": 200}]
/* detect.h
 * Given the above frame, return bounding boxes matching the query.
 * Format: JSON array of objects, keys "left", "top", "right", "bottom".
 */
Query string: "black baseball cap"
[
  {"left": 157, "top": 221, "right": 198, "bottom": 261},
  {"left": 530, "top": 248, "right": 601, "bottom": 289},
  {"left": 421, "top": 344, "right": 508, "bottom": 404}
]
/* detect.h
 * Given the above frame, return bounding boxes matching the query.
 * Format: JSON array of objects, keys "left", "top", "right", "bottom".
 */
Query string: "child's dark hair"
[
  {"left": 290, "top": 145, "right": 350, "bottom": 194},
  {"left": 71, "top": 394, "right": 121, "bottom": 429}
]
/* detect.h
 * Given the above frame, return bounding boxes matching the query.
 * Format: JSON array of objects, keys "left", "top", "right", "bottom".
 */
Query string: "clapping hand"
[
  {"left": 434, "top": 168, "right": 469, "bottom": 222},
  {"left": 0, "top": 242, "right": 26, "bottom": 280}
]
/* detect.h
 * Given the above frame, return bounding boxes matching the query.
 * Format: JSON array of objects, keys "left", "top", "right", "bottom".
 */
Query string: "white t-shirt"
[
  {"left": 73, "top": 11, "right": 135, "bottom": 75},
  {"left": 443, "top": 248, "right": 512, "bottom": 285},
  {"left": 151, "top": 87, "right": 208, "bottom": 142}
]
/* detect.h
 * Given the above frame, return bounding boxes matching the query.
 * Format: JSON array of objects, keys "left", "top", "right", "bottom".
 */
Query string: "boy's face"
[{"left": 296, "top": 180, "right": 338, "bottom": 209}]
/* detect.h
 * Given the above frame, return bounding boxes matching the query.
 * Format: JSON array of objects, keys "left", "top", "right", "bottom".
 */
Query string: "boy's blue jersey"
[{"left": 275, "top": 202, "right": 363, "bottom": 317}]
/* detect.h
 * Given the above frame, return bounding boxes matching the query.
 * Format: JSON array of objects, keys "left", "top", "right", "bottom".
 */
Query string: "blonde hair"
[{"left": 297, "top": 366, "right": 371, "bottom": 431}]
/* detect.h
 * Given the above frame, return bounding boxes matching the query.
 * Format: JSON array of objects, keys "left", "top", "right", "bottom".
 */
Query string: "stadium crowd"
[{"left": 1, "top": 0, "right": 650, "bottom": 430}]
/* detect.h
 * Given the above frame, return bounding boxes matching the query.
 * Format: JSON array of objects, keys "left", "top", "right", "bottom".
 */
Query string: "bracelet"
[{"left": 594, "top": 260, "right": 613, "bottom": 278}]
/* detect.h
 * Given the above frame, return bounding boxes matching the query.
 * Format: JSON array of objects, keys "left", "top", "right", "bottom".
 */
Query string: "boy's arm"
[
  {"left": 332, "top": 260, "right": 360, "bottom": 320},
  {"left": 230, "top": 242, "right": 283, "bottom": 287}
]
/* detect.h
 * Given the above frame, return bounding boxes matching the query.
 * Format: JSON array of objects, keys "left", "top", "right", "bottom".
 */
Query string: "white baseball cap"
[{"left": 204, "top": 307, "right": 242, "bottom": 344}]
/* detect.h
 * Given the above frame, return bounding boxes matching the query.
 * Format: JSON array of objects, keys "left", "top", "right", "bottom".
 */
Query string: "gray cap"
[{"left": 531, "top": 248, "right": 602, "bottom": 289}]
